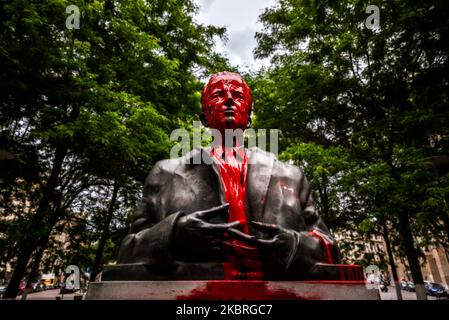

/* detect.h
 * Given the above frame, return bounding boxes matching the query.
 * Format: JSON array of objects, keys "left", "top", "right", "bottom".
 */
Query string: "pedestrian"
[{"left": 60, "top": 270, "right": 76, "bottom": 295}]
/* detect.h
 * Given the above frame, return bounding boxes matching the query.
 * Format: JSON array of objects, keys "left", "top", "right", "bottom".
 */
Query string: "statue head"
[{"left": 201, "top": 71, "right": 253, "bottom": 132}]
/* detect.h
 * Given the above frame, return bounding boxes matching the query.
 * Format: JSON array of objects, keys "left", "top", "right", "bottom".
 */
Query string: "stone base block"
[{"left": 85, "top": 280, "right": 380, "bottom": 300}]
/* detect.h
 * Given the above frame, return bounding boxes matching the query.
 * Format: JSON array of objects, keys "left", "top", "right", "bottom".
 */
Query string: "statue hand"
[
  {"left": 226, "top": 221, "right": 299, "bottom": 278},
  {"left": 173, "top": 204, "right": 242, "bottom": 262}
]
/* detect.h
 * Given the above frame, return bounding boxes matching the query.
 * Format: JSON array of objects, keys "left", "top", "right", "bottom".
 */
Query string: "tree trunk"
[
  {"left": 2, "top": 146, "right": 67, "bottom": 299},
  {"left": 26, "top": 245, "right": 46, "bottom": 288},
  {"left": 381, "top": 218, "right": 402, "bottom": 300},
  {"left": 90, "top": 180, "right": 119, "bottom": 282},
  {"left": 25, "top": 197, "right": 67, "bottom": 287},
  {"left": 398, "top": 210, "right": 427, "bottom": 300}
]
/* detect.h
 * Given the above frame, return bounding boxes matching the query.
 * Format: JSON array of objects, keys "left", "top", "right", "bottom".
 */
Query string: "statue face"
[{"left": 202, "top": 72, "right": 252, "bottom": 131}]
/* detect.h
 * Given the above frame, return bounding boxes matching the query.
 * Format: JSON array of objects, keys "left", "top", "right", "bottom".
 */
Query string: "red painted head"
[{"left": 201, "top": 71, "right": 253, "bottom": 131}]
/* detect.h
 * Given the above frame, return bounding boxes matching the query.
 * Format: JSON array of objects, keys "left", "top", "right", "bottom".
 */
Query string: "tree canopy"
[{"left": 252, "top": 0, "right": 449, "bottom": 299}]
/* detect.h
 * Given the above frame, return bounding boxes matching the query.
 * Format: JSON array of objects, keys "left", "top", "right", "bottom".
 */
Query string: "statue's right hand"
[{"left": 172, "top": 204, "right": 242, "bottom": 262}]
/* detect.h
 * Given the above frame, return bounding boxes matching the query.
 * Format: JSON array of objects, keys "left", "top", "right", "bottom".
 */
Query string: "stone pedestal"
[{"left": 85, "top": 280, "right": 380, "bottom": 300}]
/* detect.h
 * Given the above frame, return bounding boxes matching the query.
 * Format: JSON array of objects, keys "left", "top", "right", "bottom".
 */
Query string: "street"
[
  {"left": 379, "top": 286, "right": 441, "bottom": 300},
  {"left": 13, "top": 286, "right": 445, "bottom": 300},
  {"left": 16, "top": 289, "right": 81, "bottom": 300}
]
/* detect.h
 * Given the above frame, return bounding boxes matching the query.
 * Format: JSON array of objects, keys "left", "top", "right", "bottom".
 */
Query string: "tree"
[
  {"left": 253, "top": 0, "right": 449, "bottom": 300},
  {"left": 1, "top": 0, "right": 229, "bottom": 298}
]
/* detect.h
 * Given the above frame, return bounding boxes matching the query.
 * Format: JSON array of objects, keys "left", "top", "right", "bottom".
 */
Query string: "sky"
[{"left": 193, "top": 0, "right": 277, "bottom": 72}]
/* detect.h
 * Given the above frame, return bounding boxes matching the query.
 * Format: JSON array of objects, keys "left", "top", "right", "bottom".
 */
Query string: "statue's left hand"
[{"left": 226, "top": 221, "right": 300, "bottom": 278}]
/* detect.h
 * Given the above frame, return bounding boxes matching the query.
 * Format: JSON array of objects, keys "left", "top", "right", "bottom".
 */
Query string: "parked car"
[
  {"left": 400, "top": 281, "right": 409, "bottom": 290},
  {"left": 405, "top": 281, "right": 416, "bottom": 292},
  {"left": 0, "top": 285, "right": 6, "bottom": 298},
  {"left": 425, "top": 282, "right": 449, "bottom": 298},
  {"left": 33, "top": 282, "right": 46, "bottom": 292}
]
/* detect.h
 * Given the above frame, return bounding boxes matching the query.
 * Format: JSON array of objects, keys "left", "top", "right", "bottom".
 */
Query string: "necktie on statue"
[{"left": 211, "top": 146, "right": 263, "bottom": 280}]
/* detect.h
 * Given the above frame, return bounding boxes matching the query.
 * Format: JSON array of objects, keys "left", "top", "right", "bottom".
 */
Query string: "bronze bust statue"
[{"left": 102, "top": 72, "right": 341, "bottom": 281}]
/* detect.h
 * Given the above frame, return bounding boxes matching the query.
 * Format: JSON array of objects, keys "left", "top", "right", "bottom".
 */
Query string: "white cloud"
[{"left": 194, "top": 0, "right": 276, "bottom": 72}]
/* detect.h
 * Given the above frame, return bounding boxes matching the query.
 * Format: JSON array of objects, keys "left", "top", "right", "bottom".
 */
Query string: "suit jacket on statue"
[{"left": 103, "top": 147, "right": 341, "bottom": 281}]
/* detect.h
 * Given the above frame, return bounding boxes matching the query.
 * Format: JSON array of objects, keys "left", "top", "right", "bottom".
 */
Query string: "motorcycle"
[{"left": 379, "top": 280, "right": 389, "bottom": 293}]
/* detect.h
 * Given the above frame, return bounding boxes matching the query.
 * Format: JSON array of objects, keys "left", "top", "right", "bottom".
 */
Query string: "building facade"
[{"left": 337, "top": 231, "right": 449, "bottom": 288}]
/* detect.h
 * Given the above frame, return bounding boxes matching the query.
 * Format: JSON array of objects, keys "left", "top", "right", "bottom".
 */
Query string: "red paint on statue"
[
  {"left": 204, "top": 72, "right": 263, "bottom": 279},
  {"left": 308, "top": 230, "right": 335, "bottom": 264},
  {"left": 211, "top": 146, "right": 249, "bottom": 231},
  {"left": 177, "top": 281, "right": 311, "bottom": 300},
  {"left": 202, "top": 72, "right": 252, "bottom": 132},
  {"left": 211, "top": 146, "right": 264, "bottom": 280}
]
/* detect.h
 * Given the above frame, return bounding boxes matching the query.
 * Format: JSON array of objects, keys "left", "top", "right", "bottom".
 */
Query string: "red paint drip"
[
  {"left": 177, "top": 281, "right": 310, "bottom": 300},
  {"left": 308, "top": 229, "right": 334, "bottom": 264},
  {"left": 211, "top": 147, "right": 263, "bottom": 280}
]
